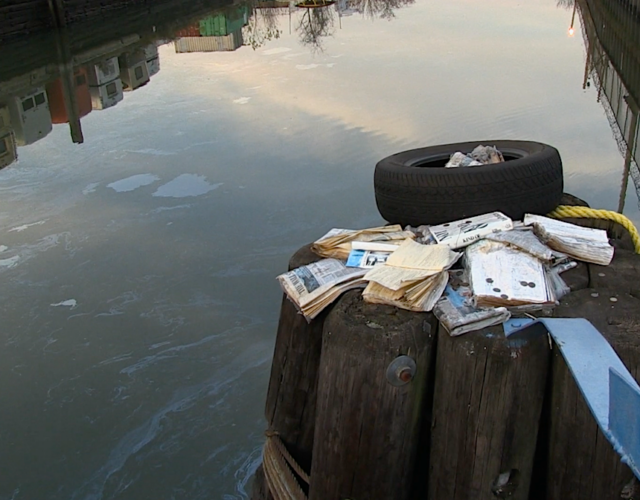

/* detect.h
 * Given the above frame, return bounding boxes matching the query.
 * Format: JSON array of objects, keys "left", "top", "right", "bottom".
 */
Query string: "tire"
[{"left": 374, "top": 140, "right": 563, "bottom": 227}]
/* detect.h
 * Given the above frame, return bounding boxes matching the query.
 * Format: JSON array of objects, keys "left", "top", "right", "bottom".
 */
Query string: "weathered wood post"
[
  {"left": 545, "top": 285, "right": 640, "bottom": 498},
  {"left": 253, "top": 244, "right": 324, "bottom": 499},
  {"left": 427, "top": 323, "right": 550, "bottom": 500},
  {"left": 308, "top": 291, "right": 437, "bottom": 500}
]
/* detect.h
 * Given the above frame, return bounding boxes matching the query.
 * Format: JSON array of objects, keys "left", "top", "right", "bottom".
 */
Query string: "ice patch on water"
[
  {"left": 9, "top": 220, "right": 47, "bottom": 232},
  {"left": 233, "top": 97, "right": 251, "bottom": 104},
  {"left": 296, "top": 64, "right": 319, "bottom": 70},
  {"left": 0, "top": 255, "right": 19, "bottom": 268},
  {"left": 262, "top": 47, "right": 291, "bottom": 55},
  {"left": 152, "top": 175, "right": 222, "bottom": 198},
  {"left": 108, "top": 174, "right": 160, "bottom": 193},
  {"left": 51, "top": 299, "right": 77, "bottom": 308},
  {"left": 83, "top": 182, "right": 99, "bottom": 195}
]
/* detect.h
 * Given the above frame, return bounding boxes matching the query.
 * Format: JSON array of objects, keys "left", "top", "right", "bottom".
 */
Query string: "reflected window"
[
  {"left": 22, "top": 98, "right": 35, "bottom": 112},
  {"left": 75, "top": 74, "right": 86, "bottom": 86},
  {"left": 134, "top": 66, "right": 143, "bottom": 80},
  {"left": 34, "top": 93, "right": 46, "bottom": 106},
  {"left": 106, "top": 82, "right": 117, "bottom": 97},
  {"left": 0, "top": 138, "right": 7, "bottom": 155}
]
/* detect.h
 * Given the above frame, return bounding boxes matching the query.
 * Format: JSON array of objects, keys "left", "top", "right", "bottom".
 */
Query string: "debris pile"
[
  {"left": 444, "top": 145, "right": 505, "bottom": 168},
  {"left": 277, "top": 210, "right": 616, "bottom": 333}
]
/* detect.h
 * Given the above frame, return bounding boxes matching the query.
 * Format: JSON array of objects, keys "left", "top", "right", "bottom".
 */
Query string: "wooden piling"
[
  {"left": 427, "top": 323, "right": 550, "bottom": 500},
  {"left": 253, "top": 244, "right": 325, "bottom": 499},
  {"left": 264, "top": 245, "right": 323, "bottom": 470},
  {"left": 589, "top": 248, "right": 640, "bottom": 295},
  {"left": 308, "top": 290, "right": 437, "bottom": 500},
  {"left": 546, "top": 288, "right": 640, "bottom": 499}
]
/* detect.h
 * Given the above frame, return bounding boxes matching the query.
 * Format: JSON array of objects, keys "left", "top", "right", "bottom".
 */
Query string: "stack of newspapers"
[
  {"left": 277, "top": 259, "right": 368, "bottom": 321},
  {"left": 311, "top": 225, "right": 414, "bottom": 260},
  {"left": 362, "top": 240, "right": 460, "bottom": 312},
  {"left": 524, "top": 214, "right": 614, "bottom": 266}
]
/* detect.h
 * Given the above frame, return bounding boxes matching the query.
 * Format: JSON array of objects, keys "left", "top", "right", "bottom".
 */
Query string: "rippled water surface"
[{"left": 0, "top": 0, "right": 638, "bottom": 498}]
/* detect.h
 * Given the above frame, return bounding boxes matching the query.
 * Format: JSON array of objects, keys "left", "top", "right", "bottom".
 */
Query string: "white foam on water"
[
  {"left": 233, "top": 97, "right": 251, "bottom": 104},
  {"left": 50, "top": 299, "right": 77, "bottom": 308},
  {"left": 107, "top": 174, "right": 160, "bottom": 193},
  {"left": 0, "top": 255, "right": 19, "bottom": 268},
  {"left": 9, "top": 220, "right": 47, "bottom": 232},
  {"left": 128, "top": 149, "right": 176, "bottom": 156},
  {"left": 296, "top": 64, "right": 319, "bottom": 70},
  {"left": 152, "top": 174, "right": 222, "bottom": 198},
  {"left": 150, "top": 204, "right": 192, "bottom": 214},
  {"left": 0, "top": 245, "right": 7, "bottom": 252},
  {"left": 262, "top": 47, "right": 291, "bottom": 55},
  {"left": 83, "top": 183, "right": 99, "bottom": 195}
]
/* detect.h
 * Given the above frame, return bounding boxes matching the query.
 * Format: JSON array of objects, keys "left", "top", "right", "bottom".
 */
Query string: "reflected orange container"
[
  {"left": 46, "top": 68, "right": 92, "bottom": 124},
  {"left": 175, "top": 24, "right": 200, "bottom": 37}
]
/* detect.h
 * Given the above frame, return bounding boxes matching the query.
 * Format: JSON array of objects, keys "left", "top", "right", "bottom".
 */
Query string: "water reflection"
[
  {"left": 175, "top": 6, "right": 249, "bottom": 52},
  {"left": 0, "top": 41, "right": 162, "bottom": 163},
  {"left": 0, "top": 0, "right": 418, "bottom": 167},
  {"left": 1, "top": 0, "right": 640, "bottom": 499},
  {"left": 574, "top": 0, "right": 640, "bottom": 211}
]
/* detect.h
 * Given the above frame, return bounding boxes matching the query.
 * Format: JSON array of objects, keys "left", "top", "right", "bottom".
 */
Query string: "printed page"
[{"left": 386, "top": 240, "right": 460, "bottom": 271}]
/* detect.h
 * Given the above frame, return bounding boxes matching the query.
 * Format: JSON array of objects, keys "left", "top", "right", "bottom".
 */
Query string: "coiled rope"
[
  {"left": 262, "top": 431, "right": 309, "bottom": 500},
  {"left": 547, "top": 205, "right": 640, "bottom": 254}
]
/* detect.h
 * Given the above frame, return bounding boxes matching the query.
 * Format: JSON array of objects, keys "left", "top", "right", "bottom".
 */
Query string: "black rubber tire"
[{"left": 374, "top": 140, "right": 563, "bottom": 226}]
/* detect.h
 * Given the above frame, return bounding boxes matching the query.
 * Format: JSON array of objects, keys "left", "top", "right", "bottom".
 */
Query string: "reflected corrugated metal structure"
[
  {"left": 577, "top": 0, "right": 640, "bottom": 210},
  {"left": 175, "top": 32, "right": 243, "bottom": 52}
]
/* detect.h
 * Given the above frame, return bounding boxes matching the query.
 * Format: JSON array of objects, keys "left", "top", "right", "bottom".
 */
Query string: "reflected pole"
[
  {"left": 48, "top": 0, "right": 84, "bottom": 144},
  {"left": 618, "top": 109, "right": 639, "bottom": 213},
  {"left": 569, "top": 1, "right": 577, "bottom": 36}
]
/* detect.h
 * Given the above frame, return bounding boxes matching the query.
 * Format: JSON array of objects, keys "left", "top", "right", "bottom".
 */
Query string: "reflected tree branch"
[
  {"left": 297, "top": 7, "right": 335, "bottom": 52},
  {"left": 243, "top": 0, "right": 284, "bottom": 50}
]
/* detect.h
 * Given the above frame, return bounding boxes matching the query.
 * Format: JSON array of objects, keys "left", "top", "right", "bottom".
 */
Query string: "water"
[{"left": 0, "top": 0, "right": 638, "bottom": 498}]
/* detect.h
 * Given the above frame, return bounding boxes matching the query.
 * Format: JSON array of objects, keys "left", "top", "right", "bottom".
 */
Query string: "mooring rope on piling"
[
  {"left": 547, "top": 205, "right": 640, "bottom": 254},
  {"left": 262, "top": 431, "right": 309, "bottom": 500}
]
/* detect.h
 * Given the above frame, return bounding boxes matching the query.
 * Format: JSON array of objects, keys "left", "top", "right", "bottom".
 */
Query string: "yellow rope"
[{"left": 546, "top": 205, "right": 640, "bottom": 254}]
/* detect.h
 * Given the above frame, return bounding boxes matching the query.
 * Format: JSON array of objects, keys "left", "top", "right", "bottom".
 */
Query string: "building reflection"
[
  {"left": 0, "top": 0, "right": 420, "bottom": 171},
  {"left": 175, "top": 7, "right": 249, "bottom": 52},
  {"left": 576, "top": 0, "right": 640, "bottom": 211},
  {"left": 1, "top": 0, "right": 637, "bottom": 177},
  {"left": 87, "top": 57, "right": 124, "bottom": 110},
  {"left": 7, "top": 88, "right": 52, "bottom": 147},
  {"left": 0, "top": 0, "right": 256, "bottom": 170},
  {"left": 0, "top": 105, "right": 18, "bottom": 169},
  {"left": 0, "top": 41, "right": 161, "bottom": 170}
]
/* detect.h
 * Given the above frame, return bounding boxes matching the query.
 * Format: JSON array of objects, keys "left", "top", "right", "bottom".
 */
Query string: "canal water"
[{"left": 0, "top": 0, "right": 638, "bottom": 498}]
